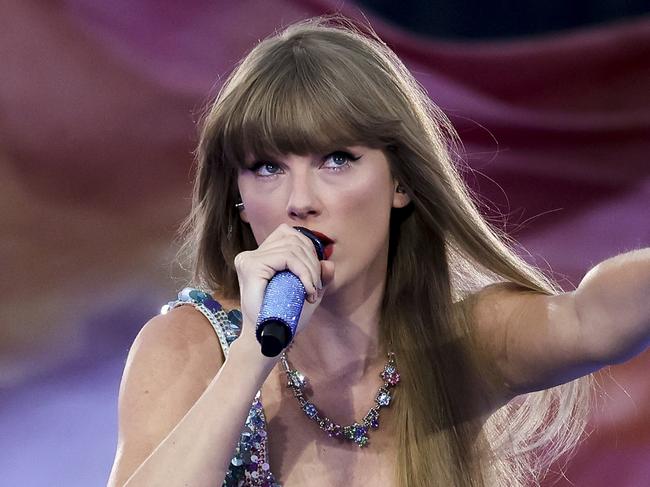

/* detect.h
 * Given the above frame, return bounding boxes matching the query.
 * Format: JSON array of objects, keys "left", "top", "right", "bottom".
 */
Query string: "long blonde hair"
[{"left": 177, "top": 15, "right": 591, "bottom": 486}]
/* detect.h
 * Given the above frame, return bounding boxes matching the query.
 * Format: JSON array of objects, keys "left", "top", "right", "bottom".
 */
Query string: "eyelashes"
[
  {"left": 320, "top": 150, "right": 361, "bottom": 173},
  {"left": 247, "top": 150, "right": 361, "bottom": 178},
  {"left": 247, "top": 161, "right": 281, "bottom": 176}
]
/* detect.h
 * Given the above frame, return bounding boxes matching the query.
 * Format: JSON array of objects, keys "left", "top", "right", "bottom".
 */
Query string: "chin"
[
  {"left": 323, "top": 266, "right": 361, "bottom": 297},
  {"left": 321, "top": 272, "right": 342, "bottom": 298}
]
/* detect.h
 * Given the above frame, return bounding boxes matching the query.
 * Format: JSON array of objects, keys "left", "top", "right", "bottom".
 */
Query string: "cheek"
[
  {"left": 341, "top": 173, "right": 392, "bottom": 217},
  {"left": 237, "top": 177, "right": 281, "bottom": 244},
  {"left": 241, "top": 204, "right": 281, "bottom": 245},
  {"left": 334, "top": 177, "right": 393, "bottom": 246},
  {"left": 348, "top": 194, "right": 388, "bottom": 225}
]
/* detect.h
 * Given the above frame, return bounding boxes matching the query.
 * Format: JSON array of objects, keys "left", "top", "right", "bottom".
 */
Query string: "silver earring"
[
  {"left": 235, "top": 202, "right": 245, "bottom": 210},
  {"left": 396, "top": 185, "right": 406, "bottom": 194}
]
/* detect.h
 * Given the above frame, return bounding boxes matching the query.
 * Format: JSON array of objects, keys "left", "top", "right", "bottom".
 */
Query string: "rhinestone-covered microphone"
[{"left": 255, "top": 226, "right": 326, "bottom": 357}]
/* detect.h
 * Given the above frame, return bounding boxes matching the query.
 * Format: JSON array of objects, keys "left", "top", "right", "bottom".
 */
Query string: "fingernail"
[{"left": 316, "top": 280, "right": 323, "bottom": 291}]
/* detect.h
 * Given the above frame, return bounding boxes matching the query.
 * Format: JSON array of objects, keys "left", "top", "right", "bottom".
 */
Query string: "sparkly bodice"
[{"left": 164, "top": 287, "right": 281, "bottom": 487}]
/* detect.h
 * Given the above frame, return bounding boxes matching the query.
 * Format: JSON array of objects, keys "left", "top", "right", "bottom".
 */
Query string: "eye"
[
  {"left": 322, "top": 151, "right": 360, "bottom": 172},
  {"left": 248, "top": 161, "right": 282, "bottom": 177}
]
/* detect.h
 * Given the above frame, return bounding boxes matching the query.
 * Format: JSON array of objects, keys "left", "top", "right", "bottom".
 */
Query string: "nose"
[{"left": 286, "top": 170, "right": 322, "bottom": 220}]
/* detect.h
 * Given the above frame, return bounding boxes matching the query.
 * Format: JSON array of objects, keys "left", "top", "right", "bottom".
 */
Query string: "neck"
[{"left": 287, "top": 270, "right": 388, "bottom": 383}]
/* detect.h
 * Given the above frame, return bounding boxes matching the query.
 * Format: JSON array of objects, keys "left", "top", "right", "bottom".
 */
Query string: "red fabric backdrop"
[{"left": 1, "top": 0, "right": 648, "bottom": 484}]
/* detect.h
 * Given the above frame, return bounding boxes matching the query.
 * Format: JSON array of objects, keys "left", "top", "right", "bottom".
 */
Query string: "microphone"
[{"left": 255, "top": 226, "right": 326, "bottom": 357}]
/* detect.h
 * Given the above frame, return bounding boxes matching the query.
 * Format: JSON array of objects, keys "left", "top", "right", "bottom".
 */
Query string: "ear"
[
  {"left": 238, "top": 208, "right": 249, "bottom": 223},
  {"left": 392, "top": 181, "right": 411, "bottom": 209}
]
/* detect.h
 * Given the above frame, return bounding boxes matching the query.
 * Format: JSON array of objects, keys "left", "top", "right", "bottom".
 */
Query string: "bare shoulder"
[
  {"left": 107, "top": 304, "right": 225, "bottom": 485},
  {"left": 133, "top": 284, "right": 241, "bottom": 368},
  {"left": 460, "top": 281, "right": 534, "bottom": 352},
  {"left": 467, "top": 281, "right": 536, "bottom": 317},
  {"left": 450, "top": 283, "right": 532, "bottom": 415},
  {"left": 465, "top": 281, "right": 587, "bottom": 404},
  {"left": 123, "top": 303, "right": 227, "bottom": 410}
]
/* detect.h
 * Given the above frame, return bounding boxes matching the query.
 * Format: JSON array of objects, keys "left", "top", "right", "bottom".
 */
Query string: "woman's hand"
[{"left": 233, "top": 224, "right": 335, "bottom": 354}]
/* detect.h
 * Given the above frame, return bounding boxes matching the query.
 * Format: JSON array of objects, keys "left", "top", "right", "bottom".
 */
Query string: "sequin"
[
  {"left": 377, "top": 389, "right": 391, "bottom": 407},
  {"left": 303, "top": 403, "right": 318, "bottom": 418},
  {"left": 188, "top": 289, "right": 209, "bottom": 303},
  {"left": 255, "top": 271, "right": 306, "bottom": 341},
  {"left": 344, "top": 423, "right": 369, "bottom": 447},
  {"left": 381, "top": 362, "right": 401, "bottom": 386},
  {"left": 227, "top": 308, "right": 243, "bottom": 326},
  {"left": 364, "top": 409, "right": 380, "bottom": 429},
  {"left": 289, "top": 370, "right": 307, "bottom": 389}
]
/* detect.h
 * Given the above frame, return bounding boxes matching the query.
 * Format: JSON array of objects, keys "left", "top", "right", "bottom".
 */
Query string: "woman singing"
[{"left": 107, "top": 15, "right": 650, "bottom": 487}]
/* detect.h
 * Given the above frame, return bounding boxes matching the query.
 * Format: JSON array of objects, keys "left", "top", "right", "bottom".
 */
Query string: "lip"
[
  {"left": 309, "top": 230, "right": 335, "bottom": 259},
  {"left": 309, "top": 230, "right": 335, "bottom": 245}
]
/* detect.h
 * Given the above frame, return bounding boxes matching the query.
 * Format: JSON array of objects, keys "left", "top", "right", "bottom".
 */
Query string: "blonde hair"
[{"left": 177, "top": 14, "right": 592, "bottom": 486}]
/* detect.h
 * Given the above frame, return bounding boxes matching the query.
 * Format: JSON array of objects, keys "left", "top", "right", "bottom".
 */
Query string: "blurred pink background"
[{"left": 1, "top": 1, "right": 648, "bottom": 485}]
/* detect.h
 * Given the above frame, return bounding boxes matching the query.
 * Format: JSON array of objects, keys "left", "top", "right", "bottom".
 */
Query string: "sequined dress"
[{"left": 163, "top": 287, "right": 282, "bottom": 487}]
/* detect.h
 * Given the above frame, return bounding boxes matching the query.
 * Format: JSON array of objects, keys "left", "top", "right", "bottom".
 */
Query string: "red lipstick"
[{"left": 309, "top": 230, "right": 335, "bottom": 259}]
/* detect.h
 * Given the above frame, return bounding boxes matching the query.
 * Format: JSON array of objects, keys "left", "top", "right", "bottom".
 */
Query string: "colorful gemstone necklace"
[{"left": 279, "top": 350, "right": 400, "bottom": 447}]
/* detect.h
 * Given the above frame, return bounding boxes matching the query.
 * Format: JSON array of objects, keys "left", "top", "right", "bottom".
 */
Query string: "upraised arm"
[{"left": 472, "top": 247, "right": 650, "bottom": 406}]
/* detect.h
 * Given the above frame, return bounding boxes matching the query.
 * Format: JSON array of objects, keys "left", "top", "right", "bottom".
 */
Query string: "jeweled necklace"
[{"left": 279, "top": 349, "right": 400, "bottom": 447}]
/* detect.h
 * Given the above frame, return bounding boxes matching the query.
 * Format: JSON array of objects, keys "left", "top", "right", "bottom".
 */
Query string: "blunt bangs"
[{"left": 215, "top": 35, "right": 401, "bottom": 169}]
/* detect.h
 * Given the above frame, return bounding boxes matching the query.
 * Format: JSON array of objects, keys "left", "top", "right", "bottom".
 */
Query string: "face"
[{"left": 236, "top": 145, "right": 411, "bottom": 292}]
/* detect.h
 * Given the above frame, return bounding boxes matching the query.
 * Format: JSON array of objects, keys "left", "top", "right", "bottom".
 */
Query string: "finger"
[
  {"left": 291, "top": 229, "right": 321, "bottom": 258},
  {"left": 256, "top": 230, "right": 315, "bottom": 257},
  {"left": 257, "top": 233, "right": 321, "bottom": 288},
  {"left": 256, "top": 223, "right": 299, "bottom": 248},
  {"left": 255, "top": 248, "right": 320, "bottom": 301},
  {"left": 282, "top": 250, "right": 320, "bottom": 303},
  {"left": 275, "top": 225, "right": 320, "bottom": 259},
  {"left": 294, "top": 241, "right": 322, "bottom": 289}
]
